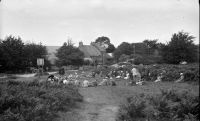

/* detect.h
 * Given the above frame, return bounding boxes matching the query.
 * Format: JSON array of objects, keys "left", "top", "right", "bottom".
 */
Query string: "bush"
[
  {"left": 142, "top": 64, "right": 199, "bottom": 82},
  {"left": 0, "top": 80, "right": 83, "bottom": 121},
  {"left": 117, "top": 94, "right": 147, "bottom": 121},
  {"left": 133, "top": 55, "right": 163, "bottom": 65},
  {"left": 117, "top": 89, "right": 199, "bottom": 121},
  {"left": 92, "top": 65, "right": 112, "bottom": 76}
]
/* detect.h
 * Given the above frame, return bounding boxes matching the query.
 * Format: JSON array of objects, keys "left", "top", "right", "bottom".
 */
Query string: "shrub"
[
  {"left": 117, "top": 94, "right": 147, "bottom": 121},
  {"left": 142, "top": 64, "right": 199, "bottom": 82},
  {"left": 92, "top": 65, "right": 112, "bottom": 76},
  {"left": 133, "top": 55, "right": 163, "bottom": 65},
  {"left": 117, "top": 89, "right": 199, "bottom": 121},
  {"left": 0, "top": 80, "right": 83, "bottom": 121}
]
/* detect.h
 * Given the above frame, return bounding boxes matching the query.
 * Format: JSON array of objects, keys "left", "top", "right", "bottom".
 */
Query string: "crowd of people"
[{"left": 46, "top": 65, "right": 185, "bottom": 88}]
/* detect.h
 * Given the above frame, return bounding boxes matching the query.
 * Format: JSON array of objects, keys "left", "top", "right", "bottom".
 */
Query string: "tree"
[
  {"left": 0, "top": 35, "right": 51, "bottom": 73},
  {"left": 106, "top": 43, "right": 115, "bottom": 53},
  {"left": 118, "top": 54, "right": 130, "bottom": 62},
  {"left": 95, "top": 36, "right": 115, "bottom": 53},
  {"left": 143, "top": 39, "right": 158, "bottom": 49},
  {"left": 0, "top": 39, "right": 3, "bottom": 68},
  {"left": 143, "top": 39, "right": 160, "bottom": 55},
  {"left": 95, "top": 36, "right": 110, "bottom": 44},
  {"left": 23, "top": 42, "right": 50, "bottom": 69},
  {"left": 161, "top": 31, "right": 198, "bottom": 64},
  {"left": 0, "top": 35, "right": 25, "bottom": 72},
  {"left": 113, "top": 42, "right": 133, "bottom": 61},
  {"left": 131, "top": 43, "right": 148, "bottom": 55},
  {"left": 55, "top": 40, "right": 84, "bottom": 67}
]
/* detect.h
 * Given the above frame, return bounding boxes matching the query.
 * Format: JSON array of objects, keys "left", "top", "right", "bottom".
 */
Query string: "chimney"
[{"left": 79, "top": 41, "right": 83, "bottom": 47}]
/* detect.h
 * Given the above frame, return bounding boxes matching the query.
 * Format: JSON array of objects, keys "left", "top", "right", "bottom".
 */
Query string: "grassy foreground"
[{"left": 0, "top": 79, "right": 83, "bottom": 121}]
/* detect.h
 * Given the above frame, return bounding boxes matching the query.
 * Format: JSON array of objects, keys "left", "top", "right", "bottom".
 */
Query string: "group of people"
[
  {"left": 47, "top": 65, "right": 185, "bottom": 88},
  {"left": 46, "top": 73, "right": 117, "bottom": 87},
  {"left": 91, "top": 67, "right": 144, "bottom": 86},
  {"left": 47, "top": 72, "right": 81, "bottom": 86},
  {"left": 102, "top": 66, "right": 185, "bottom": 84}
]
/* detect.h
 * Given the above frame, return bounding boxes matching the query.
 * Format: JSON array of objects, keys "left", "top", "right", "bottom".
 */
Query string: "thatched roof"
[
  {"left": 79, "top": 45, "right": 101, "bottom": 58},
  {"left": 90, "top": 42, "right": 106, "bottom": 52}
]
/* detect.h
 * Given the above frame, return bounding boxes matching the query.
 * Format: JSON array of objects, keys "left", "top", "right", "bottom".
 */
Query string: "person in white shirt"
[
  {"left": 175, "top": 73, "right": 184, "bottom": 83},
  {"left": 82, "top": 80, "right": 89, "bottom": 87},
  {"left": 131, "top": 67, "right": 141, "bottom": 83}
]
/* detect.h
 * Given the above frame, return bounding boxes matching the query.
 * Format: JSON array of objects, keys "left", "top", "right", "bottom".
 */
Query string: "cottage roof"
[
  {"left": 90, "top": 42, "right": 106, "bottom": 52},
  {"left": 79, "top": 45, "right": 101, "bottom": 57}
]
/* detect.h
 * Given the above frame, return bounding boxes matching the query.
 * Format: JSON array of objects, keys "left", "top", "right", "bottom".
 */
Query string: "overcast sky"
[{"left": 0, "top": 0, "right": 199, "bottom": 47}]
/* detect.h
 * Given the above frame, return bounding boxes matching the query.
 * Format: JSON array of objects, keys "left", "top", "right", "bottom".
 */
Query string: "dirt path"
[{"left": 77, "top": 87, "right": 121, "bottom": 121}]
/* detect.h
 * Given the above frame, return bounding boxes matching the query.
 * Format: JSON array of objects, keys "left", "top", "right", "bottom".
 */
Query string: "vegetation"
[
  {"left": 0, "top": 35, "right": 50, "bottom": 73},
  {"left": 113, "top": 31, "right": 198, "bottom": 65},
  {"left": 0, "top": 36, "right": 25, "bottom": 72},
  {"left": 132, "top": 54, "right": 163, "bottom": 65},
  {"left": 118, "top": 54, "right": 130, "bottom": 62},
  {"left": 95, "top": 36, "right": 115, "bottom": 53},
  {"left": 114, "top": 42, "right": 133, "bottom": 61},
  {"left": 0, "top": 80, "right": 83, "bottom": 121},
  {"left": 117, "top": 89, "right": 199, "bottom": 121},
  {"left": 161, "top": 31, "right": 199, "bottom": 64},
  {"left": 113, "top": 40, "right": 163, "bottom": 64},
  {"left": 140, "top": 63, "right": 199, "bottom": 83},
  {"left": 55, "top": 39, "right": 84, "bottom": 67},
  {"left": 24, "top": 43, "right": 51, "bottom": 70}
]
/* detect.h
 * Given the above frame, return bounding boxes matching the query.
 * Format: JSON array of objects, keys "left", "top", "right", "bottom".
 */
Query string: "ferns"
[
  {"left": 0, "top": 80, "right": 83, "bottom": 121},
  {"left": 117, "top": 89, "right": 199, "bottom": 121}
]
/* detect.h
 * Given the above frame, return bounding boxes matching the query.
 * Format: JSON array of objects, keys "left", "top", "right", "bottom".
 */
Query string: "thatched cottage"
[{"left": 78, "top": 42, "right": 112, "bottom": 65}]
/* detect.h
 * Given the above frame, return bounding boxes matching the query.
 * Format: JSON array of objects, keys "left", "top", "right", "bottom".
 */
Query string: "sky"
[{"left": 0, "top": 0, "right": 199, "bottom": 47}]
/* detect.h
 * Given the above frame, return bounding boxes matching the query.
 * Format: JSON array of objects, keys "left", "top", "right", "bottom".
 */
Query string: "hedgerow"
[{"left": 0, "top": 80, "right": 83, "bottom": 121}]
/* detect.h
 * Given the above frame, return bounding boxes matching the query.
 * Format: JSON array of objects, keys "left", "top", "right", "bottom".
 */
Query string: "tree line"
[
  {"left": 55, "top": 31, "right": 199, "bottom": 67},
  {"left": 0, "top": 35, "right": 51, "bottom": 73},
  {"left": 0, "top": 31, "right": 199, "bottom": 73},
  {"left": 113, "top": 31, "right": 199, "bottom": 64}
]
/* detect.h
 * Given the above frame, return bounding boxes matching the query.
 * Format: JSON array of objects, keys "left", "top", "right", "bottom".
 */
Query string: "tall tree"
[
  {"left": 0, "top": 36, "right": 25, "bottom": 72},
  {"left": 55, "top": 40, "right": 84, "bottom": 67},
  {"left": 161, "top": 31, "right": 198, "bottom": 64},
  {"left": 95, "top": 36, "right": 115, "bottom": 53}
]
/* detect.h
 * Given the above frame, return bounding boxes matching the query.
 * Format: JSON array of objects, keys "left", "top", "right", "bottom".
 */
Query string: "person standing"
[{"left": 131, "top": 67, "right": 141, "bottom": 85}]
